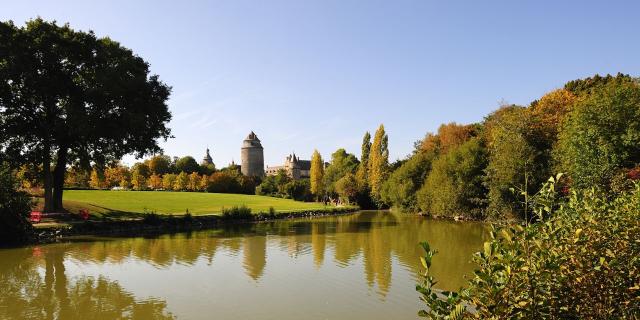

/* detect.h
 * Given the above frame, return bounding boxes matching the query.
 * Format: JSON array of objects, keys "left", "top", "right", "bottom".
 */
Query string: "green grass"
[{"left": 60, "top": 190, "right": 330, "bottom": 218}]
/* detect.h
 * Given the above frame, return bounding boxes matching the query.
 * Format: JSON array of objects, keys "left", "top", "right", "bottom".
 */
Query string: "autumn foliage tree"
[
  {"left": 368, "top": 124, "right": 389, "bottom": 205},
  {"left": 310, "top": 150, "right": 324, "bottom": 199},
  {"left": 419, "top": 123, "right": 475, "bottom": 155}
]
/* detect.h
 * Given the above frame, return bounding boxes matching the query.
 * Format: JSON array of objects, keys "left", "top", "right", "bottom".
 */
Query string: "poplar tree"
[
  {"left": 310, "top": 150, "right": 325, "bottom": 199},
  {"left": 368, "top": 124, "right": 389, "bottom": 203},
  {"left": 356, "top": 132, "right": 371, "bottom": 187}
]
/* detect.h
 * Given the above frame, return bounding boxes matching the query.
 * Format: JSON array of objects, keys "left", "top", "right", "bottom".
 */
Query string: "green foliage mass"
[
  {"left": 175, "top": 156, "right": 200, "bottom": 174},
  {"left": 256, "top": 170, "right": 312, "bottom": 201},
  {"left": 564, "top": 72, "right": 634, "bottom": 96},
  {"left": 0, "top": 19, "right": 172, "bottom": 212},
  {"left": 417, "top": 138, "right": 487, "bottom": 219},
  {"left": 323, "top": 148, "right": 359, "bottom": 196},
  {"left": 381, "top": 152, "right": 434, "bottom": 212},
  {"left": 147, "top": 155, "right": 172, "bottom": 175},
  {"left": 485, "top": 106, "right": 550, "bottom": 220},
  {"left": 376, "top": 74, "right": 640, "bottom": 222},
  {"left": 556, "top": 80, "right": 640, "bottom": 189},
  {"left": 356, "top": 132, "right": 372, "bottom": 188},
  {"left": 417, "top": 176, "right": 640, "bottom": 319},
  {"left": 221, "top": 205, "right": 253, "bottom": 220},
  {"left": 0, "top": 165, "right": 34, "bottom": 245},
  {"left": 335, "top": 172, "right": 360, "bottom": 205}
]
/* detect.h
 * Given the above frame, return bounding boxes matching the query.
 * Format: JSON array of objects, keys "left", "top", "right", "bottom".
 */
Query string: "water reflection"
[
  {"left": 0, "top": 211, "right": 487, "bottom": 319},
  {"left": 0, "top": 246, "right": 174, "bottom": 319},
  {"left": 243, "top": 236, "right": 266, "bottom": 280}
]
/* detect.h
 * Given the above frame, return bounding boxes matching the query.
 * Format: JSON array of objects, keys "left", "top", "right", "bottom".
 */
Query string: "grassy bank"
[
  {"left": 28, "top": 191, "right": 358, "bottom": 244},
  {"left": 38, "top": 190, "right": 334, "bottom": 218},
  {"left": 25, "top": 190, "right": 359, "bottom": 244}
]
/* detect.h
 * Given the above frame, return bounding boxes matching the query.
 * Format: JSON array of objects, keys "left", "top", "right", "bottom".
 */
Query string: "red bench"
[{"left": 30, "top": 211, "right": 42, "bottom": 223}]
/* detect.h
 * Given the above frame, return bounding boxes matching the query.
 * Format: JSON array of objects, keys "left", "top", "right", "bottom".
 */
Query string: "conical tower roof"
[{"left": 245, "top": 131, "right": 260, "bottom": 141}]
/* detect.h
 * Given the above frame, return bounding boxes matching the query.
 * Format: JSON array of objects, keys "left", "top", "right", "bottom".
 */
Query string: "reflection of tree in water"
[
  {"left": 59, "top": 212, "right": 484, "bottom": 294},
  {"left": 311, "top": 223, "right": 326, "bottom": 268},
  {"left": 0, "top": 246, "right": 174, "bottom": 320},
  {"left": 243, "top": 236, "right": 266, "bottom": 280},
  {"left": 322, "top": 211, "right": 487, "bottom": 294},
  {"left": 0, "top": 211, "right": 486, "bottom": 309}
]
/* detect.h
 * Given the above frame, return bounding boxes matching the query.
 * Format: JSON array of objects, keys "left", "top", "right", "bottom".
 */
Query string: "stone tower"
[{"left": 241, "top": 131, "right": 264, "bottom": 177}]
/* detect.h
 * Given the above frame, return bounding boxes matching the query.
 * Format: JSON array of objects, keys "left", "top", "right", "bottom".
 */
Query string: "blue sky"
[{"left": 3, "top": 1, "right": 639, "bottom": 166}]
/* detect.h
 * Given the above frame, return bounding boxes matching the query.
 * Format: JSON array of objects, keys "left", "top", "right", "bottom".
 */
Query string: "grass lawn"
[{"left": 56, "top": 190, "right": 330, "bottom": 218}]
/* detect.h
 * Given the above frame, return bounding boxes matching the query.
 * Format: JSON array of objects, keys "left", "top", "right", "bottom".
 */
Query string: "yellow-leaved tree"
[
  {"left": 310, "top": 150, "right": 324, "bottom": 200},
  {"left": 368, "top": 124, "right": 389, "bottom": 204}
]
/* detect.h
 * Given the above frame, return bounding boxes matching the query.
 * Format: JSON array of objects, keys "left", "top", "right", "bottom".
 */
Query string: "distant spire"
[{"left": 203, "top": 145, "right": 213, "bottom": 165}]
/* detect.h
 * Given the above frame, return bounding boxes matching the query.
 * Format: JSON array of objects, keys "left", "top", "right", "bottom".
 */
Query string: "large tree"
[
  {"left": 323, "top": 148, "right": 359, "bottom": 196},
  {"left": 0, "top": 19, "right": 171, "bottom": 211},
  {"left": 484, "top": 106, "right": 548, "bottom": 220},
  {"left": 147, "top": 155, "right": 171, "bottom": 175},
  {"left": 175, "top": 156, "right": 199, "bottom": 174}
]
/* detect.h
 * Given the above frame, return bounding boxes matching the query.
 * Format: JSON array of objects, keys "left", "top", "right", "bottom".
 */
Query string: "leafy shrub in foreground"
[{"left": 417, "top": 175, "right": 640, "bottom": 319}]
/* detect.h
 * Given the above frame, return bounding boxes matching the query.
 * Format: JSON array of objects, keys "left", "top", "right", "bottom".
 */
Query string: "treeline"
[
  {"left": 17, "top": 155, "right": 257, "bottom": 194},
  {"left": 254, "top": 126, "right": 390, "bottom": 208},
  {"left": 381, "top": 73, "right": 640, "bottom": 220},
  {"left": 281, "top": 127, "right": 388, "bottom": 208}
]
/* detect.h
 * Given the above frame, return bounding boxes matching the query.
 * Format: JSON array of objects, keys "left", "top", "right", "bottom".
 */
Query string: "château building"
[
  {"left": 266, "top": 153, "right": 311, "bottom": 179},
  {"left": 241, "top": 131, "right": 265, "bottom": 177}
]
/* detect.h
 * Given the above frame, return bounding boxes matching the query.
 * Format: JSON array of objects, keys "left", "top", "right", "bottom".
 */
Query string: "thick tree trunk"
[
  {"left": 43, "top": 142, "right": 54, "bottom": 213},
  {"left": 52, "top": 147, "right": 68, "bottom": 212}
]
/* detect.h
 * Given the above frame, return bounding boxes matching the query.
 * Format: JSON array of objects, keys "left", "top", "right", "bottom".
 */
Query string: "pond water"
[{"left": 0, "top": 211, "right": 487, "bottom": 320}]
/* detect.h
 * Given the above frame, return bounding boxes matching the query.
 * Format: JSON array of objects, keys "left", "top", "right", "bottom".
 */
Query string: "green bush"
[
  {"left": 417, "top": 175, "right": 640, "bottom": 319},
  {"left": 221, "top": 205, "right": 253, "bottom": 220},
  {"left": 0, "top": 165, "right": 34, "bottom": 245},
  {"left": 417, "top": 138, "right": 487, "bottom": 219},
  {"left": 381, "top": 151, "right": 433, "bottom": 212},
  {"left": 556, "top": 80, "right": 640, "bottom": 190}
]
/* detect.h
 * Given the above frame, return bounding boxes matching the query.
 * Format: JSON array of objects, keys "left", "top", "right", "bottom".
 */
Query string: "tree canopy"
[
  {"left": 556, "top": 80, "right": 640, "bottom": 189},
  {"left": 0, "top": 19, "right": 172, "bottom": 211},
  {"left": 175, "top": 156, "right": 199, "bottom": 174},
  {"left": 323, "top": 148, "right": 359, "bottom": 196}
]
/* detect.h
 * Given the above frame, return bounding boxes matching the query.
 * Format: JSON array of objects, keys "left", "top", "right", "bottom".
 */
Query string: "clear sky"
[{"left": 3, "top": 1, "right": 639, "bottom": 166}]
